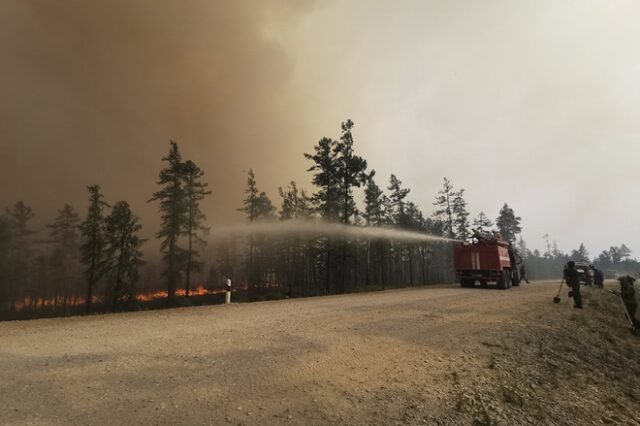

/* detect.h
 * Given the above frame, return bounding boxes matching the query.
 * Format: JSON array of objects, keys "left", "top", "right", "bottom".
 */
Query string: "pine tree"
[
  {"left": 362, "top": 174, "right": 387, "bottom": 287},
  {"left": 570, "top": 243, "right": 589, "bottom": 262},
  {"left": 80, "top": 185, "right": 109, "bottom": 313},
  {"left": 49, "top": 204, "right": 81, "bottom": 251},
  {"left": 406, "top": 202, "right": 426, "bottom": 230},
  {"left": 335, "top": 120, "right": 368, "bottom": 224},
  {"left": 31, "top": 254, "right": 48, "bottom": 310},
  {"left": 182, "top": 160, "right": 211, "bottom": 297},
  {"left": 495, "top": 203, "right": 522, "bottom": 243},
  {"left": 517, "top": 236, "right": 529, "bottom": 258},
  {"left": 363, "top": 175, "right": 386, "bottom": 226},
  {"left": 149, "top": 141, "right": 187, "bottom": 307},
  {"left": 238, "top": 168, "right": 261, "bottom": 291},
  {"left": 597, "top": 250, "right": 611, "bottom": 267},
  {"left": 404, "top": 201, "right": 426, "bottom": 286},
  {"left": 334, "top": 120, "right": 369, "bottom": 292},
  {"left": 279, "top": 181, "right": 313, "bottom": 220},
  {"left": 0, "top": 216, "right": 10, "bottom": 246},
  {"left": 452, "top": 189, "right": 470, "bottom": 240},
  {"left": 255, "top": 192, "right": 276, "bottom": 220},
  {"left": 278, "top": 181, "right": 313, "bottom": 297},
  {"left": 472, "top": 212, "right": 493, "bottom": 233},
  {"left": 433, "top": 178, "right": 458, "bottom": 239},
  {"left": 48, "top": 204, "right": 81, "bottom": 308},
  {"left": 305, "top": 136, "right": 341, "bottom": 294},
  {"left": 388, "top": 174, "right": 410, "bottom": 227},
  {"left": 0, "top": 215, "right": 11, "bottom": 311},
  {"left": 5, "top": 201, "right": 36, "bottom": 312},
  {"left": 6, "top": 201, "right": 35, "bottom": 237},
  {"left": 238, "top": 169, "right": 260, "bottom": 223},
  {"left": 607, "top": 245, "right": 632, "bottom": 264},
  {"left": 238, "top": 170, "right": 275, "bottom": 294},
  {"left": 542, "top": 234, "right": 553, "bottom": 259},
  {"left": 382, "top": 194, "right": 395, "bottom": 225},
  {"left": 387, "top": 175, "right": 413, "bottom": 284},
  {"left": 619, "top": 244, "right": 632, "bottom": 260},
  {"left": 305, "top": 121, "right": 369, "bottom": 294},
  {"left": 304, "top": 137, "right": 340, "bottom": 221},
  {"left": 102, "top": 201, "right": 144, "bottom": 311}
]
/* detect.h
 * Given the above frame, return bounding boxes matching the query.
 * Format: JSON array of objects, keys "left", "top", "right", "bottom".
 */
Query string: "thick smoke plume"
[{"left": 0, "top": 0, "right": 315, "bottom": 232}]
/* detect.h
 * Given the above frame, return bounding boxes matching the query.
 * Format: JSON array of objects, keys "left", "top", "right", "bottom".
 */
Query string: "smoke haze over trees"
[
  {"left": 2, "top": 125, "right": 639, "bottom": 320},
  {"left": 2, "top": 1, "right": 640, "bottom": 257},
  {"left": 0, "top": 129, "right": 473, "bottom": 318}
]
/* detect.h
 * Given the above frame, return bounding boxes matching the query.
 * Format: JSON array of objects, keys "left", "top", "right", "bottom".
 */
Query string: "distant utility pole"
[{"left": 543, "top": 234, "right": 552, "bottom": 258}]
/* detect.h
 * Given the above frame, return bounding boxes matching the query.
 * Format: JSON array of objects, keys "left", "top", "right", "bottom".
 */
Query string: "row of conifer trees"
[{"left": 0, "top": 119, "right": 529, "bottom": 318}]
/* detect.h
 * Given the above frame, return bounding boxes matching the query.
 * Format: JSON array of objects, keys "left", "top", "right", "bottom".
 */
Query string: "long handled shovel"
[
  {"left": 553, "top": 278, "right": 564, "bottom": 304},
  {"left": 608, "top": 289, "right": 636, "bottom": 332}
]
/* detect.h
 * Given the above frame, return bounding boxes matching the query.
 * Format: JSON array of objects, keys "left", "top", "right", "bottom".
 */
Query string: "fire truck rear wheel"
[
  {"left": 497, "top": 270, "right": 511, "bottom": 289},
  {"left": 511, "top": 270, "right": 520, "bottom": 287}
]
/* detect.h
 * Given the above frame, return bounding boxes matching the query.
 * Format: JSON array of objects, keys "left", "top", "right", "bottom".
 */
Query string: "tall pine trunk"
[
  {"left": 408, "top": 246, "right": 414, "bottom": 287},
  {"left": 112, "top": 223, "right": 128, "bottom": 312},
  {"left": 185, "top": 223, "right": 192, "bottom": 297},
  {"left": 167, "top": 236, "right": 177, "bottom": 307},
  {"left": 185, "top": 174, "right": 193, "bottom": 297},
  {"left": 324, "top": 240, "right": 332, "bottom": 294},
  {"left": 86, "top": 266, "right": 94, "bottom": 314}
]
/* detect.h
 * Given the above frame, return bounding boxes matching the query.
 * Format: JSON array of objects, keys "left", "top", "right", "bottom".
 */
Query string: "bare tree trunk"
[
  {"left": 408, "top": 246, "right": 414, "bottom": 287},
  {"left": 185, "top": 230, "right": 192, "bottom": 298},
  {"left": 324, "top": 241, "right": 332, "bottom": 295},
  {"left": 420, "top": 246, "right": 426, "bottom": 284},
  {"left": 185, "top": 175, "right": 194, "bottom": 298},
  {"left": 365, "top": 240, "right": 371, "bottom": 287},
  {"left": 340, "top": 241, "right": 347, "bottom": 294}
]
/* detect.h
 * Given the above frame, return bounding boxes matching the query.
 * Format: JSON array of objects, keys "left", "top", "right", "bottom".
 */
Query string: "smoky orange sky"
[{"left": 2, "top": 0, "right": 640, "bottom": 257}]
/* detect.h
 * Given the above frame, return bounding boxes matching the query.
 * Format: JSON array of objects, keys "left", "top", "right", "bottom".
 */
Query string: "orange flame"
[
  {"left": 135, "top": 284, "right": 235, "bottom": 302},
  {"left": 10, "top": 284, "right": 250, "bottom": 311}
]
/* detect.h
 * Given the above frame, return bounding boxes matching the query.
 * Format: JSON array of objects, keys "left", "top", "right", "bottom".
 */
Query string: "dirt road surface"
[{"left": 1, "top": 281, "right": 639, "bottom": 425}]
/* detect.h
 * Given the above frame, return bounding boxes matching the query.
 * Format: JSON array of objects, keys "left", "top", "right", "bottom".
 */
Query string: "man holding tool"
[
  {"left": 564, "top": 261, "right": 583, "bottom": 309},
  {"left": 612, "top": 275, "right": 639, "bottom": 330}
]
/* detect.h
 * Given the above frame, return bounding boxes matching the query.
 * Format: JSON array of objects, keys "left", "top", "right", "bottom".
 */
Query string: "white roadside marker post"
[{"left": 225, "top": 278, "right": 232, "bottom": 304}]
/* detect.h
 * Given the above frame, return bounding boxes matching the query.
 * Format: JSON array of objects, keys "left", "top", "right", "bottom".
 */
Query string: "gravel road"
[{"left": 1, "top": 281, "right": 639, "bottom": 425}]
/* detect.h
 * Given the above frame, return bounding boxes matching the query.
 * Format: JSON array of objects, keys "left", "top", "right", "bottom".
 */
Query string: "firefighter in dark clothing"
[
  {"left": 519, "top": 264, "right": 530, "bottom": 284},
  {"left": 593, "top": 268, "right": 604, "bottom": 288},
  {"left": 564, "top": 261, "right": 583, "bottom": 309},
  {"left": 618, "top": 276, "right": 639, "bottom": 328}
]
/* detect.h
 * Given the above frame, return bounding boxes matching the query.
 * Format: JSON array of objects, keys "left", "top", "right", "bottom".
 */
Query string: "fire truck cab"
[{"left": 453, "top": 237, "right": 521, "bottom": 289}]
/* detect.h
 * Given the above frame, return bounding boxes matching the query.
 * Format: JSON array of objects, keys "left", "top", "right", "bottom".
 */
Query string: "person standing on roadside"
[
  {"left": 519, "top": 264, "right": 530, "bottom": 284},
  {"left": 564, "top": 261, "right": 583, "bottom": 309},
  {"left": 618, "top": 275, "right": 639, "bottom": 328},
  {"left": 593, "top": 268, "right": 604, "bottom": 289}
]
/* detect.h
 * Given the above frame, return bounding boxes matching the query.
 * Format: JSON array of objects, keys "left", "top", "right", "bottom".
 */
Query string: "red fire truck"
[{"left": 453, "top": 237, "right": 521, "bottom": 289}]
